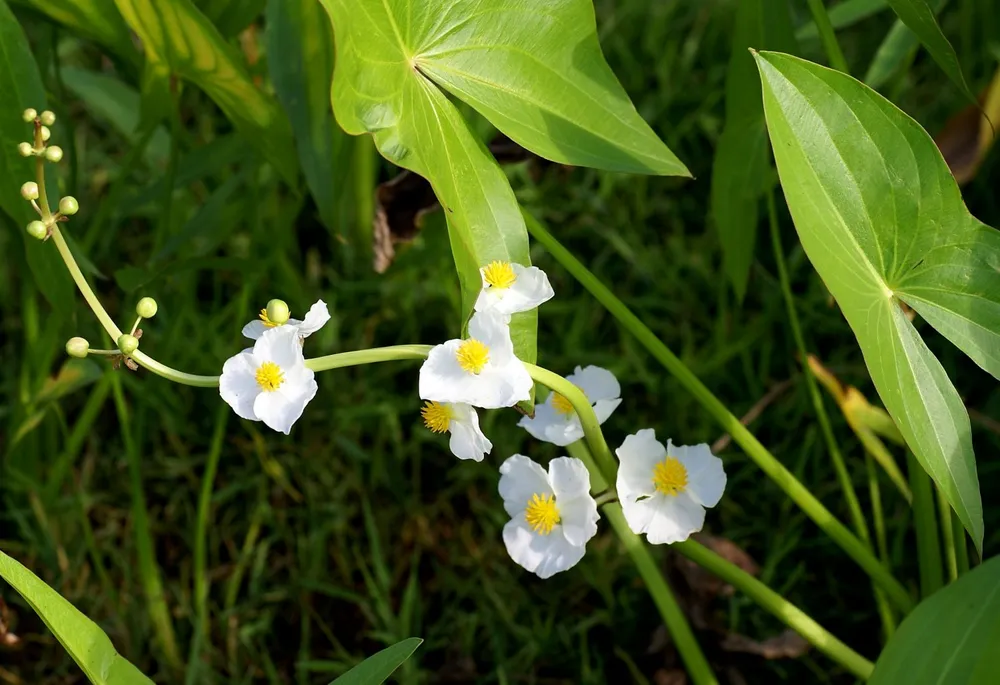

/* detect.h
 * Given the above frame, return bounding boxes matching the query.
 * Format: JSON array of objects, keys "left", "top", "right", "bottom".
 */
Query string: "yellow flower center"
[
  {"left": 652, "top": 457, "right": 688, "bottom": 496},
  {"left": 525, "top": 493, "right": 561, "bottom": 535},
  {"left": 455, "top": 338, "right": 490, "bottom": 374},
  {"left": 483, "top": 260, "right": 517, "bottom": 289},
  {"left": 421, "top": 401, "right": 452, "bottom": 433},
  {"left": 551, "top": 392, "right": 575, "bottom": 416},
  {"left": 258, "top": 308, "right": 280, "bottom": 328},
  {"left": 255, "top": 361, "right": 284, "bottom": 392}
]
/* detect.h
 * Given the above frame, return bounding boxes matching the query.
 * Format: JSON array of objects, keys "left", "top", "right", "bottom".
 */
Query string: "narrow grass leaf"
[
  {"left": 796, "top": 0, "right": 890, "bottom": 41},
  {"left": 0, "top": 550, "right": 154, "bottom": 684},
  {"left": 328, "top": 638, "right": 423, "bottom": 685},
  {"left": 754, "top": 51, "right": 989, "bottom": 551},
  {"left": 884, "top": 0, "right": 975, "bottom": 101},
  {"left": 9, "top": 0, "right": 137, "bottom": 62}
]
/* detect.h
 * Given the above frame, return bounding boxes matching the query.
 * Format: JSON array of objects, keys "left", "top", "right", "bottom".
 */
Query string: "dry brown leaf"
[
  {"left": 373, "top": 170, "right": 440, "bottom": 274},
  {"left": 720, "top": 629, "right": 811, "bottom": 660},
  {"left": 654, "top": 668, "right": 688, "bottom": 685},
  {"left": 935, "top": 66, "right": 1000, "bottom": 185}
]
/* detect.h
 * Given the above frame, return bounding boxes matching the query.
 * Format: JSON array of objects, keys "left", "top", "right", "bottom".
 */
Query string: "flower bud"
[
  {"left": 20, "top": 182, "right": 39, "bottom": 200},
  {"left": 22, "top": 108, "right": 37, "bottom": 122},
  {"left": 26, "top": 220, "right": 47, "bottom": 240},
  {"left": 66, "top": 337, "right": 89, "bottom": 358},
  {"left": 44, "top": 146, "right": 63, "bottom": 162},
  {"left": 18, "top": 142, "right": 33, "bottom": 157},
  {"left": 39, "top": 110, "right": 55, "bottom": 126},
  {"left": 265, "top": 298, "right": 290, "bottom": 325},
  {"left": 117, "top": 333, "right": 139, "bottom": 356},
  {"left": 40, "top": 126, "right": 51, "bottom": 142},
  {"left": 136, "top": 297, "right": 158, "bottom": 319},
  {"left": 59, "top": 196, "right": 79, "bottom": 216}
]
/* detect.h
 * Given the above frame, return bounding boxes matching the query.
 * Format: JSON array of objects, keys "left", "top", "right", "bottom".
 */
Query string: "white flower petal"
[
  {"left": 447, "top": 404, "right": 492, "bottom": 461},
  {"left": 468, "top": 309, "right": 515, "bottom": 366},
  {"left": 418, "top": 340, "right": 469, "bottom": 402},
  {"left": 474, "top": 264, "right": 554, "bottom": 316},
  {"left": 254, "top": 325, "right": 303, "bottom": 368},
  {"left": 502, "top": 515, "right": 586, "bottom": 579},
  {"left": 642, "top": 492, "right": 706, "bottom": 545},
  {"left": 241, "top": 320, "right": 269, "bottom": 341},
  {"left": 220, "top": 349, "right": 260, "bottom": 420},
  {"left": 592, "top": 397, "right": 622, "bottom": 424},
  {"left": 517, "top": 403, "right": 582, "bottom": 446},
  {"left": 615, "top": 429, "right": 665, "bottom": 499},
  {"left": 297, "top": 300, "right": 330, "bottom": 337},
  {"left": 498, "top": 454, "right": 552, "bottom": 517},
  {"left": 558, "top": 495, "right": 599, "bottom": 548},
  {"left": 548, "top": 457, "right": 592, "bottom": 500},
  {"left": 567, "top": 365, "right": 620, "bottom": 403},
  {"left": 675, "top": 443, "right": 727, "bottom": 508}
]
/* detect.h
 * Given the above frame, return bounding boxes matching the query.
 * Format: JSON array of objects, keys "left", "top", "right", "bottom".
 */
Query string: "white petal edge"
[
  {"left": 503, "top": 515, "right": 586, "bottom": 579},
  {"left": 297, "top": 300, "right": 330, "bottom": 337},
  {"left": 675, "top": 443, "right": 727, "bottom": 508},
  {"left": 623, "top": 492, "right": 706, "bottom": 545},
  {"left": 568, "top": 365, "right": 620, "bottom": 403},
  {"left": 448, "top": 405, "right": 492, "bottom": 461},
  {"left": 220, "top": 349, "right": 261, "bottom": 420},
  {"left": 548, "top": 457, "right": 592, "bottom": 500},
  {"left": 241, "top": 320, "right": 269, "bottom": 340},
  {"left": 615, "top": 429, "right": 665, "bottom": 500},
  {"left": 498, "top": 454, "right": 552, "bottom": 518}
]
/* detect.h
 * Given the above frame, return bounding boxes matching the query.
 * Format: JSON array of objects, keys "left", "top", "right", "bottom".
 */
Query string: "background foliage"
[{"left": 1, "top": 0, "right": 999, "bottom": 682}]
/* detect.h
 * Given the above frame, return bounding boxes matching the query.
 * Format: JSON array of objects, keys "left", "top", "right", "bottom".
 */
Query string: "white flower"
[
  {"left": 220, "top": 325, "right": 318, "bottom": 434},
  {"left": 518, "top": 365, "right": 621, "bottom": 446},
  {"left": 421, "top": 401, "right": 492, "bottom": 461},
  {"left": 474, "top": 261, "right": 554, "bottom": 316},
  {"left": 616, "top": 429, "right": 726, "bottom": 545},
  {"left": 242, "top": 300, "right": 330, "bottom": 341},
  {"left": 498, "top": 454, "right": 599, "bottom": 579},
  {"left": 418, "top": 309, "right": 532, "bottom": 409}
]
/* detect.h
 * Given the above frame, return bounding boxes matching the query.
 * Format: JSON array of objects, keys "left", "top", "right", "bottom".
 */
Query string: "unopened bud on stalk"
[
  {"left": 40, "top": 126, "right": 51, "bottom": 142},
  {"left": 66, "top": 337, "right": 90, "bottom": 358},
  {"left": 59, "top": 196, "right": 79, "bottom": 216},
  {"left": 117, "top": 333, "right": 139, "bottom": 356},
  {"left": 136, "top": 297, "right": 158, "bottom": 319},
  {"left": 265, "top": 298, "right": 290, "bottom": 325},
  {"left": 39, "top": 110, "right": 55, "bottom": 126},
  {"left": 22, "top": 108, "right": 37, "bottom": 122},
  {"left": 20, "top": 182, "right": 38, "bottom": 200},
  {"left": 44, "top": 146, "right": 63, "bottom": 162},
  {"left": 17, "top": 142, "right": 33, "bottom": 157},
  {"left": 26, "top": 220, "right": 47, "bottom": 240}
]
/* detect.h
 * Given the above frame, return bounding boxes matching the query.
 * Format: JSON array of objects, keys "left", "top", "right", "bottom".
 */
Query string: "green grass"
[{"left": 2, "top": 0, "right": 1000, "bottom": 683}]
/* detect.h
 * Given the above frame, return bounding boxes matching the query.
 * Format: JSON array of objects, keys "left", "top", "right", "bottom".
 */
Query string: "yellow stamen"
[
  {"left": 255, "top": 361, "right": 284, "bottom": 392},
  {"left": 455, "top": 338, "right": 490, "bottom": 374},
  {"left": 421, "top": 401, "right": 453, "bottom": 433},
  {"left": 525, "top": 493, "right": 561, "bottom": 535},
  {"left": 551, "top": 392, "right": 575, "bottom": 416},
  {"left": 258, "top": 308, "right": 280, "bottom": 328},
  {"left": 482, "top": 260, "right": 517, "bottom": 289},
  {"left": 652, "top": 457, "right": 688, "bottom": 496}
]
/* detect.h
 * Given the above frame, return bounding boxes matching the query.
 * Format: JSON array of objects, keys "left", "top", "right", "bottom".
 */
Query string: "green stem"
[
  {"left": 674, "top": 540, "right": 874, "bottom": 679},
  {"left": 866, "top": 454, "right": 896, "bottom": 639},
  {"left": 937, "top": 485, "right": 958, "bottom": 583},
  {"left": 305, "top": 345, "right": 432, "bottom": 372},
  {"left": 954, "top": 512, "right": 970, "bottom": 575},
  {"left": 805, "top": 0, "right": 851, "bottom": 72},
  {"left": 908, "top": 451, "right": 943, "bottom": 597},
  {"left": 523, "top": 211, "right": 913, "bottom": 613}
]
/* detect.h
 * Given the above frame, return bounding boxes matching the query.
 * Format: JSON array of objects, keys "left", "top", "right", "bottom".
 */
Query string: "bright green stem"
[
  {"left": 523, "top": 211, "right": 913, "bottom": 614},
  {"left": 192, "top": 408, "right": 228, "bottom": 645},
  {"left": 908, "top": 451, "right": 943, "bottom": 597},
  {"left": 305, "top": 345, "right": 432, "bottom": 372},
  {"left": 937, "top": 486, "right": 958, "bottom": 583},
  {"left": 768, "top": 193, "right": 870, "bottom": 544},
  {"left": 954, "top": 513, "right": 970, "bottom": 575},
  {"left": 866, "top": 454, "right": 896, "bottom": 639},
  {"left": 805, "top": 0, "right": 851, "bottom": 72},
  {"left": 564, "top": 442, "right": 717, "bottom": 685},
  {"left": 110, "top": 374, "right": 181, "bottom": 670},
  {"left": 674, "top": 540, "right": 874, "bottom": 679}
]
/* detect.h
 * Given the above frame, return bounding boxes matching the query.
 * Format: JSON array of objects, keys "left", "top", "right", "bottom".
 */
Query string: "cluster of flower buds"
[
  {"left": 17, "top": 108, "right": 77, "bottom": 241},
  {"left": 65, "top": 297, "right": 159, "bottom": 372}
]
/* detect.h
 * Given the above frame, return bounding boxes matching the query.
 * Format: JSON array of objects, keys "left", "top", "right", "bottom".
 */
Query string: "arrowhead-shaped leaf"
[{"left": 754, "top": 51, "right": 989, "bottom": 551}]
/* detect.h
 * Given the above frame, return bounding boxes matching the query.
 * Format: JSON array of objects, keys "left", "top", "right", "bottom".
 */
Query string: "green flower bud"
[
  {"left": 26, "top": 220, "right": 47, "bottom": 240},
  {"left": 117, "top": 333, "right": 139, "bottom": 356},
  {"left": 59, "top": 196, "right": 79, "bottom": 216},
  {"left": 20, "top": 182, "right": 39, "bottom": 200},
  {"left": 18, "top": 142, "right": 33, "bottom": 157},
  {"left": 66, "top": 337, "right": 89, "bottom": 358},
  {"left": 265, "top": 298, "right": 290, "bottom": 325},
  {"left": 44, "top": 146, "right": 63, "bottom": 162},
  {"left": 40, "top": 126, "right": 51, "bottom": 142},
  {"left": 136, "top": 297, "right": 158, "bottom": 319},
  {"left": 39, "top": 110, "right": 55, "bottom": 126},
  {"left": 22, "top": 108, "right": 37, "bottom": 122}
]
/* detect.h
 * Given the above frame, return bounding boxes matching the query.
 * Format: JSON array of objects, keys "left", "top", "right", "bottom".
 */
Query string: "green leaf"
[
  {"left": 409, "top": 2, "right": 688, "bottom": 176},
  {"left": 710, "top": 0, "right": 796, "bottom": 300},
  {"left": 322, "top": 0, "right": 537, "bottom": 364},
  {"left": 111, "top": 0, "right": 298, "bottom": 183},
  {"left": 884, "top": 0, "right": 975, "bottom": 101},
  {"left": 0, "top": 550, "right": 154, "bottom": 684},
  {"left": 864, "top": 15, "right": 920, "bottom": 90},
  {"left": 329, "top": 638, "right": 422, "bottom": 685},
  {"left": 869, "top": 555, "right": 1000, "bottom": 684},
  {"left": 0, "top": 0, "right": 73, "bottom": 315},
  {"left": 796, "top": 0, "right": 889, "bottom": 42},
  {"left": 9, "top": 0, "right": 137, "bottom": 62},
  {"left": 266, "top": 0, "right": 352, "bottom": 233},
  {"left": 201, "top": 0, "right": 266, "bottom": 37},
  {"left": 754, "top": 51, "right": 986, "bottom": 550}
]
